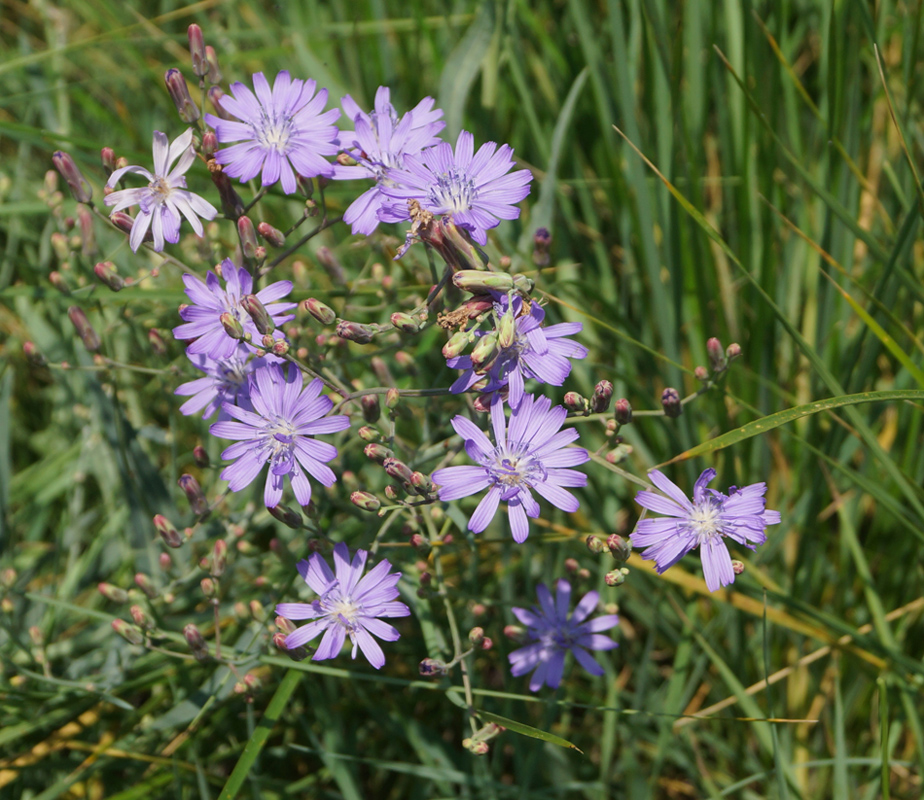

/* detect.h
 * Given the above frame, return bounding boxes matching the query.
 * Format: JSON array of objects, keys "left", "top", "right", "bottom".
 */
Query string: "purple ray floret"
[
  {"left": 205, "top": 71, "right": 340, "bottom": 194},
  {"left": 334, "top": 86, "right": 444, "bottom": 235},
  {"left": 275, "top": 542, "right": 410, "bottom": 669},
  {"left": 104, "top": 129, "right": 217, "bottom": 252},
  {"left": 508, "top": 579, "right": 618, "bottom": 692},
  {"left": 172, "top": 258, "right": 296, "bottom": 360},
  {"left": 449, "top": 293, "right": 587, "bottom": 409},
  {"left": 209, "top": 363, "right": 350, "bottom": 508},
  {"left": 432, "top": 394, "right": 589, "bottom": 543},
  {"left": 378, "top": 130, "right": 532, "bottom": 245},
  {"left": 632, "top": 468, "right": 782, "bottom": 592}
]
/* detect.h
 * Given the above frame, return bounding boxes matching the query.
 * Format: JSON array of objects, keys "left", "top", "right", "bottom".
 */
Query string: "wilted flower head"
[
  {"left": 379, "top": 130, "right": 532, "bottom": 245},
  {"left": 209, "top": 363, "right": 350, "bottom": 508},
  {"left": 104, "top": 129, "right": 217, "bottom": 252},
  {"left": 334, "top": 86, "right": 444, "bottom": 235},
  {"left": 432, "top": 394, "right": 589, "bottom": 543},
  {"left": 275, "top": 542, "right": 410, "bottom": 669},
  {"left": 632, "top": 468, "right": 781, "bottom": 592},
  {"left": 509, "top": 579, "right": 618, "bottom": 691},
  {"left": 205, "top": 71, "right": 340, "bottom": 194},
  {"left": 172, "top": 259, "right": 295, "bottom": 360}
]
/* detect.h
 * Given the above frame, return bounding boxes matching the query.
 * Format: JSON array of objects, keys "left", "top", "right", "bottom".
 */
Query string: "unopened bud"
[
  {"left": 419, "top": 657, "right": 450, "bottom": 677},
  {"left": 453, "top": 270, "right": 513, "bottom": 294},
  {"left": 267, "top": 503, "right": 303, "bottom": 529},
  {"left": 316, "top": 246, "right": 345, "bottom": 284},
  {"left": 591, "top": 380, "right": 614, "bottom": 413},
  {"left": 94, "top": 261, "right": 124, "bottom": 292},
  {"left": 302, "top": 298, "right": 336, "bottom": 325},
  {"left": 201, "top": 130, "right": 218, "bottom": 157},
  {"left": 357, "top": 425, "right": 382, "bottom": 443},
  {"left": 409, "top": 532, "right": 427, "bottom": 549},
  {"left": 207, "top": 86, "right": 231, "bottom": 120},
  {"left": 532, "top": 227, "right": 552, "bottom": 267},
  {"left": 67, "top": 306, "right": 101, "bottom": 351},
  {"left": 496, "top": 308, "right": 517, "bottom": 349},
  {"left": 694, "top": 365, "right": 709, "bottom": 382},
  {"left": 210, "top": 539, "right": 228, "bottom": 577},
  {"left": 586, "top": 535, "right": 607, "bottom": 554},
  {"left": 504, "top": 624, "right": 526, "bottom": 643},
  {"left": 726, "top": 342, "right": 742, "bottom": 361},
  {"left": 219, "top": 311, "right": 246, "bottom": 340},
  {"left": 606, "top": 534, "right": 632, "bottom": 563},
  {"left": 360, "top": 394, "right": 380, "bottom": 423},
  {"left": 183, "top": 623, "right": 207, "bottom": 655},
  {"left": 112, "top": 619, "right": 144, "bottom": 645},
  {"left": 237, "top": 215, "right": 257, "bottom": 259},
  {"left": 442, "top": 330, "right": 471, "bottom": 360},
  {"left": 200, "top": 577, "right": 217, "bottom": 598},
  {"left": 250, "top": 600, "right": 267, "bottom": 622},
  {"left": 164, "top": 68, "right": 199, "bottom": 123},
  {"left": 188, "top": 25, "right": 208, "bottom": 77},
  {"left": 98, "top": 582, "right": 129, "bottom": 603},
  {"left": 410, "top": 472, "right": 434, "bottom": 495},
  {"left": 48, "top": 271, "right": 71, "bottom": 294},
  {"left": 464, "top": 740, "right": 490, "bottom": 756},
  {"left": 336, "top": 320, "right": 377, "bottom": 344},
  {"left": 130, "top": 604, "right": 154, "bottom": 630},
  {"left": 23, "top": 341, "right": 46, "bottom": 366},
  {"left": 384, "top": 387, "right": 399, "bottom": 409},
  {"left": 204, "top": 45, "right": 222, "bottom": 85},
  {"left": 276, "top": 616, "right": 297, "bottom": 635},
  {"left": 52, "top": 151, "right": 92, "bottom": 203},
  {"left": 188, "top": 444, "right": 209, "bottom": 468},
  {"left": 731, "top": 559, "right": 745, "bottom": 575},
  {"left": 257, "top": 221, "right": 285, "bottom": 247},
  {"left": 364, "top": 443, "right": 393, "bottom": 464},
  {"left": 147, "top": 328, "right": 167, "bottom": 356},
  {"left": 470, "top": 333, "right": 498, "bottom": 370},
  {"left": 110, "top": 211, "right": 138, "bottom": 237},
  {"left": 100, "top": 147, "right": 116, "bottom": 176},
  {"left": 383, "top": 458, "right": 414, "bottom": 484},
  {"left": 154, "top": 514, "right": 183, "bottom": 548},
  {"left": 564, "top": 392, "right": 587, "bottom": 414},
  {"left": 390, "top": 312, "right": 420, "bottom": 334},
  {"left": 614, "top": 398, "right": 632, "bottom": 425},
  {"left": 241, "top": 294, "right": 274, "bottom": 335},
  {"left": 178, "top": 474, "right": 209, "bottom": 517},
  {"left": 159, "top": 553, "right": 172, "bottom": 571},
  {"left": 706, "top": 337, "right": 726, "bottom": 372},
  {"left": 605, "top": 443, "right": 633, "bottom": 464},
  {"left": 276, "top": 632, "right": 310, "bottom": 661},
  {"left": 468, "top": 627, "right": 485, "bottom": 647},
  {"left": 564, "top": 557, "right": 579, "bottom": 574},
  {"left": 605, "top": 568, "right": 628, "bottom": 587},
  {"left": 661, "top": 387, "right": 682, "bottom": 418},
  {"left": 134, "top": 573, "right": 158, "bottom": 599},
  {"left": 351, "top": 491, "right": 381, "bottom": 512}
]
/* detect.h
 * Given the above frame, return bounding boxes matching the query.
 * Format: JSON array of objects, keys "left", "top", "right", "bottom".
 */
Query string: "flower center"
[
  {"left": 317, "top": 584, "right": 362, "bottom": 632},
  {"left": 484, "top": 442, "right": 546, "bottom": 493},
  {"left": 689, "top": 500, "right": 723, "bottom": 544},
  {"left": 262, "top": 415, "right": 297, "bottom": 467},
  {"left": 255, "top": 114, "right": 294, "bottom": 153},
  {"left": 216, "top": 357, "right": 248, "bottom": 390},
  {"left": 430, "top": 168, "right": 476, "bottom": 214},
  {"left": 146, "top": 176, "right": 172, "bottom": 206}
]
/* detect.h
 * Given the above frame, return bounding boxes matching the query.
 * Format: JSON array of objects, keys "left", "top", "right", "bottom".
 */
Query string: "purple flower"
[
  {"left": 275, "top": 542, "right": 410, "bottom": 669},
  {"left": 449, "top": 294, "right": 587, "bottom": 409},
  {"left": 174, "top": 344, "right": 284, "bottom": 421},
  {"left": 209, "top": 363, "right": 350, "bottom": 508},
  {"left": 205, "top": 71, "right": 340, "bottom": 194},
  {"left": 509, "top": 579, "right": 618, "bottom": 691},
  {"left": 104, "top": 129, "right": 217, "bottom": 252},
  {"left": 334, "top": 87, "right": 444, "bottom": 235},
  {"left": 632, "top": 469, "right": 782, "bottom": 592},
  {"left": 432, "top": 394, "right": 589, "bottom": 543},
  {"left": 172, "top": 259, "right": 296, "bottom": 360},
  {"left": 378, "top": 130, "right": 532, "bottom": 245}
]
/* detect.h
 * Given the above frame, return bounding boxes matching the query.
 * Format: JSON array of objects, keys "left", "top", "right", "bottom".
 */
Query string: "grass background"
[{"left": 1, "top": 0, "right": 924, "bottom": 797}]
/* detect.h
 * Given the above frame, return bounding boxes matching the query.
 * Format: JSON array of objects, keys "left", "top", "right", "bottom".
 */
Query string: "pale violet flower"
[
  {"left": 104, "top": 129, "right": 217, "bottom": 252},
  {"left": 275, "top": 542, "right": 410, "bottom": 669},
  {"left": 632, "top": 469, "right": 781, "bottom": 592},
  {"left": 509, "top": 579, "right": 619, "bottom": 691},
  {"left": 205, "top": 71, "right": 340, "bottom": 194}
]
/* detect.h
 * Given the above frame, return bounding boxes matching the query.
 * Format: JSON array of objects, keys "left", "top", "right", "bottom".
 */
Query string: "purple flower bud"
[
  {"left": 52, "top": 151, "right": 92, "bottom": 203},
  {"left": 351, "top": 491, "right": 381, "bottom": 512},
  {"left": 605, "top": 443, "right": 633, "bottom": 464},
  {"left": 301, "top": 298, "right": 336, "bottom": 326},
  {"left": 364, "top": 443, "right": 393, "bottom": 463},
  {"left": 94, "top": 261, "right": 124, "bottom": 292},
  {"left": 316, "top": 246, "right": 345, "bottom": 284},
  {"left": 274, "top": 631, "right": 310, "bottom": 661},
  {"left": 731, "top": 559, "right": 745, "bottom": 575},
  {"left": 209, "top": 539, "right": 228, "bottom": 577},
  {"left": 67, "top": 306, "right": 101, "bottom": 351},
  {"left": 204, "top": 45, "right": 222, "bottom": 85},
  {"left": 188, "top": 25, "right": 208, "bottom": 77},
  {"left": 410, "top": 471, "right": 434, "bottom": 496},
  {"left": 419, "top": 657, "right": 450, "bottom": 677},
  {"left": 390, "top": 312, "right": 420, "bottom": 334},
  {"left": 586, "top": 535, "right": 606, "bottom": 554},
  {"left": 48, "top": 271, "right": 71, "bottom": 295},
  {"left": 469, "top": 627, "right": 485, "bottom": 647},
  {"left": 357, "top": 425, "right": 382, "bottom": 443},
  {"left": 336, "top": 320, "right": 377, "bottom": 344},
  {"left": 146, "top": 328, "right": 167, "bottom": 357},
  {"left": 384, "top": 387, "right": 400, "bottom": 410},
  {"left": 591, "top": 380, "right": 614, "bottom": 413},
  {"left": 154, "top": 514, "right": 183, "bottom": 548},
  {"left": 241, "top": 294, "right": 275, "bottom": 336},
  {"left": 661, "top": 387, "right": 682, "bottom": 418},
  {"left": 237, "top": 215, "right": 258, "bottom": 259},
  {"left": 604, "top": 568, "right": 628, "bottom": 587},
  {"left": 208, "top": 161, "right": 245, "bottom": 217},
  {"left": 23, "top": 341, "right": 46, "bottom": 366},
  {"left": 219, "top": 311, "right": 246, "bottom": 340},
  {"left": 178, "top": 474, "right": 209, "bottom": 517},
  {"left": 606, "top": 534, "right": 632, "bottom": 563},
  {"left": 276, "top": 615, "right": 297, "bottom": 634},
  {"left": 383, "top": 457, "right": 414, "bottom": 484},
  {"left": 98, "top": 582, "right": 129, "bottom": 603},
  {"left": 452, "top": 270, "right": 513, "bottom": 294},
  {"left": 207, "top": 86, "right": 232, "bottom": 120},
  {"left": 469, "top": 333, "right": 498, "bottom": 370},
  {"left": 726, "top": 342, "right": 742, "bottom": 361},
  {"left": 563, "top": 391, "right": 587, "bottom": 414},
  {"left": 532, "top": 227, "right": 552, "bottom": 267},
  {"left": 564, "top": 557, "right": 579, "bottom": 574},
  {"left": 202, "top": 131, "right": 218, "bottom": 157},
  {"left": 134, "top": 573, "right": 158, "bottom": 599},
  {"left": 442, "top": 330, "right": 471, "bottom": 360},
  {"left": 200, "top": 577, "right": 217, "bottom": 598},
  {"left": 192, "top": 445, "right": 209, "bottom": 468},
  {"left": 267, "top": 503, "right": 303, "bottom": 529},
  {"left": 183, "top": 623, "right": 207, "bottom": 654},
  {"left": 250, "top": 599, "right": 267, "bottom": 622},
  {"left": 257, "top": 221, "right": 285, "bottom": 247},
  {"left": 159, "top": 553, "right": 173, "bottom": 571},
  {"left": 694, "top": 365, "right": 709, "bottom": 382},
  {"left": 615, "top": 398, "right": 632, "bottom": 425},
  {"left": 110, "top": 211, "right": 142, "bottom": 238},
  {"left": 130, "top": 604, "right": 154, "bottom": 630},
  {"left": 112, "top": 619, "right": 144, "bottom": 645},
  {"left": 706, "top": 337, "right": 727, "bottom": 372},
  {"left": 100, "top": 147, "right": 116, "bottom": 176},
  {"left": 164, "top": 68, "right": 200, "bottom": 123}
]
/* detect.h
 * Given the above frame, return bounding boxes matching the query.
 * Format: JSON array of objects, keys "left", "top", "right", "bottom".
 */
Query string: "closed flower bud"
[
  {"left": 390, "top": 312, "right": 420, "bottom": 334},
  {"left": 316, "top": 246, "right": 345, "bottom": 283},
  {"left": 661, "top": 387, "right": 682, "bottom": 418},
  {"left": 98, "top": 582, "right": 129, "bottom": 603},
  {"left": 504, "top": 624, "right": 526, "bottom": 643},
  {"left": 183, "top": 623, "right": 207, "bottom": 655},
  {"left": 201, "top": 131, "right": 218, "bottom": 156},
  {"left": 178, "top": 474, "right": 209, "bottom": 517},
  {"left": 241, "top": 294, "right": 275, "bottom": 335},
  {"left": 512, "top": 274, "right": 534, "bottom": 295},
  {"left": 604, "top": 568, "right": 628, "bottom": 587},
  {"left": 210, "top": 539, "right": 228, "bottom": 577},
  {"left": 410, "top": 472, "right": 434, "bottom": 495},
  {"left": 564, "top": 391, "right": 586, "bottom": 414},
  {"left": 190, "top": 444, "right": 209, "bottom": 468},
  {"left": 52, "top": 151, "right": 92, "bottom": 203},
  {"left": 164, "top": 68, "right": 200, "bottom": 123},
  {"left": 468, "top": 627, "right": 485, "bottom": 647},
  {"left": 463, "top": 739, "right": 490, "bottom": 756},
  {"left": 357, "top": 425, "right": 382, "bottom": 443},
  {"left": 385, "top": 387, "right": 399, "bottom": 409},
  {"left": 606, "top": 534, "right": 632, "bottom": 563},
  {"left": 48, "top": 271, "right": 71, "bottom": 294},
  {"left": 706, "top": 337, "right": 726, "bottom": 372},
  {"left": 337, "top": 152, "right": 358, "bottom": 167},
  {"left": 94, "top": 261, "right": 124, "bottom": 292},
  {"left": 419, "top": 657, "right": 450, "bottom": 677},
  {"left": 586, "top": 535, "right": 607, "bottom": 554},
  {"left": 110, "top": 210, "right": 140, "bottom": 237},
  {"left": 302, "top": 298, "right": 336, "bottom": 325},
  {"left": 409, "top": 532, "right": 427, "bottom": 549},
  {"left": 257, "top": 221, "right": 285, "bottom": 247},
  {"left": 469, "top": 333, "right": 498, "bottom": 370},
  {"left": 442, "top": 330, "right": 471, "bottom": 360},
  {"left": 360, "top": 394, "right": 380, "bottom": 423},
  {"left": 250, "top": 600, "right": 267, "bottom": 622},
  {"left": 159, "top": 553, "right": 173, "bottom": 571},
  {"left": 591, "top": 380, "right": 614, "bottom": 413},
  {"left": 731, "top": 559, "right": 745, "bottom": 575},
  {"left": 112, "top": 619, "right": 144, "bottom": 645},
  {"left": 726, "top": 342, "right": 742, "bottom": 361},
  {"left": 268, "top": 503, "right": 303, "bottom": 529},
  {"left": 188, "top": 24, "right": 208, "bottom": 77},
  {"left": 100, "top": 147, "right": 116, "bottom": 176},
  {"left": 237, "top": 215, "right": 258, "bottom": 259},
  {"left": 496, "top": 307, "right": 517, "bottom": 349},
  {"left": 200, "top": 577, "right": 217, "bottom": 598},
  {"left": 134, "top": 573, "right": 158, "bottom": 599},
  {"left": 23, "top": 341, "right": 46, "bottom": 366},
  {"left": 694, "top": 365, "right": 709, "bottom": 382},
  {"left": 383, "top": 457, "right": 414, "bottom": 484},
  {"left": 207, "top": 86, "right": 232, "bottom": 120},
  {"left": 532, "top": 227, "right": 552, "bottom": 267},
  {"left": 67, "top": 306, "right": 101, "bottom": 351},
  {"left": 130, "top": 604, "right": 154, "bottom": 630},
  {"left": 276, "top": 615, "right": 297, "bottom": 634},
  {"left": 336, "top": 320, "right": 377, "bottom": 344},
  {"left": 276, "top": 632, "right": 310, "bottom": 661},
  {"left": 453, "top": 270, "right": 513, "bottom": 294},
  {"left": 369, "top": 356, "right": 393, "bottom": 386},
  {"left": 351, "top": 491, "right": 381, "bottom": 512},
  {"left": 148, "top": 328, "right": 167, "bottom": 356},
  {"left": 204, "top": 45, "right": 222, "bottom": 85},
  {"left": 219, "top": 311, "right": 246, "bottom": 340},
  {"left": 154, "top": 514, "right": 183, "bottom": 548},
  {"left": 614, "top": 398, "right": 632, "bottom": 425},
  {"left": 461, "top": 295, "right": 494, "bottom": 319},
  {"left": 564, "top": 557, "right": 579, "bottom": 574},
  {"left": 605, "top": 443, "right": 633, "bottom": 464},
  {"left": 364, "top": 443, "right": 393, "bottom": 463}
]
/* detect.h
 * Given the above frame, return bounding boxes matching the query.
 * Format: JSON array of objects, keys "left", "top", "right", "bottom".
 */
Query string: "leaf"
[{"left": 475, "top": 710, "right": 584, "bottom": 753}]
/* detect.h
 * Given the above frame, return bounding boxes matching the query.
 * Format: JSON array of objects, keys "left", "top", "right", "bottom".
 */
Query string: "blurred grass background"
[{"left": 1, "top": 0, "right": 924, "bottom": 798}]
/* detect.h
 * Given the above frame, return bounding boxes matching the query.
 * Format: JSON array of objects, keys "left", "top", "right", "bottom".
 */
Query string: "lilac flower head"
[
  {"left": 209, "top": 363, "right": 350, "bottom": 508},
  {"left": 432, "top": 394, "right": 589, "bottom": 543},
  {"left": 378, "top": 130, "right": 532, "bottom": 245},
  {"left": 449, "top": 293, "right": 587, "bottom": 409},
  {"left": 174, "top": 344, "right": 284, "bottom": 421},
  {"left": 172, "top": 259, "right": 296, "bottom": 360},
  {"left": 205, "top": 71, "right": 340, "bottom": 194},
  {"left": 334, "top": 87, "right": 445, "bottom": 235},
  {"left": 104, "top": 129, "right": 217, "bottom": 252},
  {"left": 275, "top": 542, "right": 410, "bottom": 669},
  {"left": 632, "top": 469, "right": 782, "bottom": 592},
  {"left": 509, "top": 579, "right": 618, "bottom": 691}
]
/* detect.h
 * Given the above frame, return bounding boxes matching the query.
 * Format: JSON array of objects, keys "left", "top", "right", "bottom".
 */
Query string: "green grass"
[{"left": 2, "top": 1, "right": 924, "bottom": 798}]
